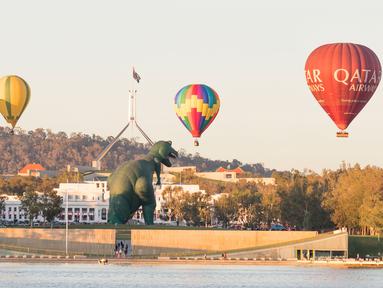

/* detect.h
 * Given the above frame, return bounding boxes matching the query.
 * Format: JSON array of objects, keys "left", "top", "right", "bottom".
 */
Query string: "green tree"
[
  {"left": 161, "top": 186, "right": 185, "bottom": 224},
  {"left": 324, "top": 165, "right": 383, "bottom": 235},
  {"left": 213, "top": 194, "right": 237, "bottom": 228},
  {"left": 0, "top": 195, "right": 5, "bottom": 222},
  {"left": 40, "top": 190, "right": 63, "bottom": 227},
  {"left": 275, "top": 170, "right": 332, "bottom": 230},
  {"left": 180, "top": 192, "right": 211, "bottom": 226},
  {"left": 20, "top": 191, "right": 40, "bottom": 227},
  {"left": 258, "top": 184, "right": 281, "bottom": 227}
]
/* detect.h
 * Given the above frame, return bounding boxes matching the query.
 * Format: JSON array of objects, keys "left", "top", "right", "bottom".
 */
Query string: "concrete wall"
[
  {"left": 131, "top": 229, "right": 317, "bottom": 256},
  {"left": 228, "top": 232, "right": 348, "bottom": 259},
  {"left": 0, "top": 228, "right": 116, "bottom": 256}
]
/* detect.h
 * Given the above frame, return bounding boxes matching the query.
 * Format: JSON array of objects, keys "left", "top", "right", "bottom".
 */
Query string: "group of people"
[{"left": 114, "top": 241, "right": 129, "bottom": 257}]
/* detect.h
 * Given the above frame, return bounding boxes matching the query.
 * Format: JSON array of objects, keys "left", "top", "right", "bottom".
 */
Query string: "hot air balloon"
[
  {"left": 0, "top": 75, "right": 30, "bottom": 134},
  {"left": 305, "top": 43, "right": 381, "bottom": 137},
  {"left": 174, "top": 84, "right": 220, "bottom": 146}
]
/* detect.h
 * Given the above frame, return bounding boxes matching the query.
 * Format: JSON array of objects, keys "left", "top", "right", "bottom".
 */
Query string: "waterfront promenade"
[{"left": 0, "top": 253, "right": 382, "bottom": 268}]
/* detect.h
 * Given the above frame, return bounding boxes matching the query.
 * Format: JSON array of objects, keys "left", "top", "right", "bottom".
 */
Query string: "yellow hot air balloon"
[{"left": 0, "top": 75, "right": 30, "bottom": 133}]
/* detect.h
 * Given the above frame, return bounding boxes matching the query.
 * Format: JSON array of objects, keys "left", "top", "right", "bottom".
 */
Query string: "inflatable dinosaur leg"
[
  {"left": 108, "top": 194, "right": 131, "bottom": 224},
  {"left": 135, "top": 177, "right": 155, "bottom": 225}
]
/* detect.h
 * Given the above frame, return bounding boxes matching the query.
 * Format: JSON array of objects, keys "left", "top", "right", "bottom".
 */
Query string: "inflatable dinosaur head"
[{"left": 149, "top": 141, "right": 178, "bottom": 167}]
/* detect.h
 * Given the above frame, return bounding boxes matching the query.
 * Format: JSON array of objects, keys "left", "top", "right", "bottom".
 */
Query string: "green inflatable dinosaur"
[{"left": 108, "top": 141, "right": 178, "bottom": 225}]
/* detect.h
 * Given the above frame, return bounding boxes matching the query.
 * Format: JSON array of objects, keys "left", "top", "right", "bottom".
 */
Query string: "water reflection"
[{"left": 0, "top": 263, "right": 381, "bottom": 288}]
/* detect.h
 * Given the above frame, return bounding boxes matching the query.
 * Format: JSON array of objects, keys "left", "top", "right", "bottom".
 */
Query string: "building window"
[
  {"left": 225, "top": 174, "right": 232, "bottom": 179},
  {"left": 68, "top": 195, "right": 73, "bottom": 200},
  {"left": 75, "top": 195, "right": 80, "bottom": 201},
  {"left": 68, "top": 208, "right": 73, "bottom": 221},
  {"left": 101, "top": 208, "right": 107, "bottom": 220},
  {"left": 14, "top": 207, "right": 17, "bottom": 212},
  {"left": 74, "top": 208, "right": 80, "bottom": 222},
  {"left": 59, "top": 208, "right": 65, "bottom": 221},
  {"left": 89, "top": 208, "right": 95, "bottom": 221},
  {"left": 82, "top": 208, "right": 87, "bottom": 221},
  {"left": 82, "top": 195, "right": 87, "bottom": 200}
]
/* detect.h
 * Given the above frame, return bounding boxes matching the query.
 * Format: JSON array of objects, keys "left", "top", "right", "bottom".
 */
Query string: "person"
[{"left": 124, "top": 246, "right": 128, "bottom": 257}]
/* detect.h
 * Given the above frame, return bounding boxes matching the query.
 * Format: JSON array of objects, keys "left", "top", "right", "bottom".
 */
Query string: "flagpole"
[{"left": 91, "top": 67, "right": 153, "bottom": 170}]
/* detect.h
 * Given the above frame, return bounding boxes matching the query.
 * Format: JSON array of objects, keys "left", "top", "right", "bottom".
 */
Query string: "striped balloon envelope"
[
  {"left": 0, "top": 75, "right": 30, "bottom": 132},
  {"left": 174, "top": 84, "right": 220, "bottom": 146}
]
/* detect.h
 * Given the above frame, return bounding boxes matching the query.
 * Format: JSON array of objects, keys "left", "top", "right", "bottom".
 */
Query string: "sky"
[{"left": 1, "top": 0, "right": 383, "bottom": 172}]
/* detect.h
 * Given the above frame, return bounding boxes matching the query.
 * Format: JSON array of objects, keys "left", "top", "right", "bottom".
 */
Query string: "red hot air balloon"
[{"left": 305, "top": 43, "right": 381, "bottom": 137}]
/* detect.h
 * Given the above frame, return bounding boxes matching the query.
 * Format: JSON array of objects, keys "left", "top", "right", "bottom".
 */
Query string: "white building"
[
  {"left": 0, "top": 181, "right": 109, "bottom": 224},
  {"left": 54, "top": 181, "right": 109, "bottom": 223},
  {"left": 1, "top": 195, "right": 26, "bottom": 223},
  {"left": 1, "top": 179, "right": 206, "bottom": 224}
]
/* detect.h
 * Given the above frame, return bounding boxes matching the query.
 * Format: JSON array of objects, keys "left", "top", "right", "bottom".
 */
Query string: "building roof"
[
  {"left": 216, "top": 167, "right": 244, "bottom": 174},
  {"left": 19, "top": 163, "right": 46, "bottom": 174}
]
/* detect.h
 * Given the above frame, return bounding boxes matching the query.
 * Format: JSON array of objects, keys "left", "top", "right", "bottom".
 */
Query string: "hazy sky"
[{"left": 1, "top": 0, "right": 383, "bottom": 171}]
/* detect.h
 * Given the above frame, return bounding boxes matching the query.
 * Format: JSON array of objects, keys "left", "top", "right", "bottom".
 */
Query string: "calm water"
[{"left": 0, "top": 263, "right": 382, "bottom": 288}]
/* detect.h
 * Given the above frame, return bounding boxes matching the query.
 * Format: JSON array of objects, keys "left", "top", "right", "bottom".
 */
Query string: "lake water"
[{"left": 0, "top": 263, "right": 382, "bottom": 288}]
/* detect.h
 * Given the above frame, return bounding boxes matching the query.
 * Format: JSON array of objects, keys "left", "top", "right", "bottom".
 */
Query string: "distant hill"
[{"left": 0, "top": 127, "right": 274, "bottom": 176}]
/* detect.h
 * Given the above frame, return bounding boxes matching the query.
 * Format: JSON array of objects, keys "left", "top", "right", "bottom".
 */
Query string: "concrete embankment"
[{"left": 0, "top": 255, "right": 382, "bottom": 268}]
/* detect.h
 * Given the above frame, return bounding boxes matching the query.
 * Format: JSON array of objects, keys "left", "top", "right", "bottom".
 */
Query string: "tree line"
[
  {"left": 0, "top": 126, "right": 272, "bottom": 175},
  {"left": 162, "top": 164, "right": 383, "bottom": 235}
]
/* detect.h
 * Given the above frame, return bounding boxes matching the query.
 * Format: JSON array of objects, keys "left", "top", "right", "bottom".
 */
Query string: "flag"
[{"left": 133, "top": 67, "right": 141, "bottom": 83}]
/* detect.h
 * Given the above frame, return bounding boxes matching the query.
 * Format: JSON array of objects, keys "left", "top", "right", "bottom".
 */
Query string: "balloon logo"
[
  {"left": 305, "top": 43, "right": 381, "bottom": 137},
  {"left": 174, "top": 84, "right": 220, "bottom": 146},
  {"left": 0, "top": 75, "right": 30, "bottom": 133}
]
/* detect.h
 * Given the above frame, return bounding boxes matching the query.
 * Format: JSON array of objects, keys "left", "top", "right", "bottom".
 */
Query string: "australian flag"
[{"left": 133, "top": 67, "right": 141, "bottom": 83}]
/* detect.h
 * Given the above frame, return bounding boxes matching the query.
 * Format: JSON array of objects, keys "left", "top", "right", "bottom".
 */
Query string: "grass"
[{"left": 348, "top": 235, "right": 383, "bottom": 258}]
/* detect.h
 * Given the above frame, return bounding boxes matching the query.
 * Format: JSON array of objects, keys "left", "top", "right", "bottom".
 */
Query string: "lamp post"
[{"left": 65, "top": 189, "right": 68, "bottom": 256}]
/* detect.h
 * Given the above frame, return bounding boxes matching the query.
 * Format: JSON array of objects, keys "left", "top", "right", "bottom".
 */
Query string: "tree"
[
  {"left": 214, "top": 194, "right": 237, "bottom": 228},
  {"left": 181, "top": 192, "right": 211, "bottom": 226},
  {"left": 40, "top": 190, "right": 62, "bottom": 227},
  {"left": 20, "top": 191, "right": 40, "bottom": 227},
  {"left": 232, "top": 184, "right": 262, "bottom": 229},
  {"left": 275, "top": 170, "right": 332, "bottom": 230},
  {"left": 258, "top": 184, "right": 281, "bottom": 227},
  {"left": 0, "top": 195, "right": 5, "bottom": 222},
  {"left": 324, "top": 165, "right": 383, "bottom": 235},
  {"left": 161, "top": 186, "right": 185, "bottom": 224}
]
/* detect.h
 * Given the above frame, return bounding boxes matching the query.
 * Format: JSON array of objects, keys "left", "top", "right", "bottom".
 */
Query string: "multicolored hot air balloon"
[
  {"left": 305, "top": 43, "right": 381, "bottom": 137},
  {"left": 0, "top": 75, "right": 30, "bottom": 133},
  {"left": 174, "top": 84, "right": 220, "bottom": 146}
]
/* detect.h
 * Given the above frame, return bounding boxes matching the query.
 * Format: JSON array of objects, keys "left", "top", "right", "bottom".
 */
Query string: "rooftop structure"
[{"left": 216, "top": 166, "right": 244, "bottom": 174}]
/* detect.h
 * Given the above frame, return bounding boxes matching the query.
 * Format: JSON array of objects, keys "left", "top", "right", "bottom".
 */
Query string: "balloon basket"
[
  {"left": 336, "top": 131, "right": 349, "bottom": 138},
  {"left": 193, "top": 140, "right": 199, "bottom": 146}
]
